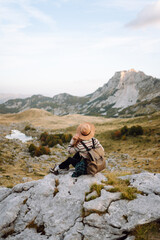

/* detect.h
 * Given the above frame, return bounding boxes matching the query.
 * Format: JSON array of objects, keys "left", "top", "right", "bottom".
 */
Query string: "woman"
[{"left": 50, "top": 122, "right": 104, "bottom": 177}]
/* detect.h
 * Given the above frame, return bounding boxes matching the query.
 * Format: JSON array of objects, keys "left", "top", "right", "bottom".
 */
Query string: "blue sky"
[{"left": 0, "top": 0, "right": 160, "bottom": 97}]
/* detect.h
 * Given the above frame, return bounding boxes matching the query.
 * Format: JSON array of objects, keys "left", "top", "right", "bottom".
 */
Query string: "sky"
[{"left": 0, "top": 0, "right": 160, "bottom": 97}]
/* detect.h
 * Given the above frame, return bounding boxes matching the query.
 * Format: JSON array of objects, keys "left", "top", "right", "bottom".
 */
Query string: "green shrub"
[
  {"left": 111, "top": 125, "right": 143, "bottom": 140},
  {"left": 121, "top": 126, "right": 128, "bottom": 136},
  {"left": 40, "top": 132, "right": 49, "bottom": 143},
  {"left": 29, "top": 144, "right": 37, "bottom": 157},
  {"left": 28, "top": 144, "right": 50, "bottom": 157},
  {"left": 25, "top": 125, "right": 36, "bottom": 131},
  {"left": 39, "top": 132, "right": 72, "bottom": 147},
  {"left": 129, "top": 125, "right": 143, "bottom": 136}
]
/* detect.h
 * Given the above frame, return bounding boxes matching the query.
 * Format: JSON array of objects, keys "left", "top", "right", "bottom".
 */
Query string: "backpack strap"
[
  {"left": 81, "top": 141, "right": 89, "bottom": 151},
  {"left": 81, "top": 138, "right": 95, "bottom": 151},
  {"left": 92, "top": 138, "right": 95, "bottom": 149}
]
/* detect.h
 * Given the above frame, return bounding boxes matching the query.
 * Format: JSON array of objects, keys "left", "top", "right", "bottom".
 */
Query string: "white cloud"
[
  {"left": 20, "top": 2, "right": 55, "bottom": 26},
  {"left": 127, "top": 1, "right": 160, "bottom": 28},
  {"left": 92, "top": 0, "right": 153, "bottom": 11},
  {"left": 0, "top": 0, "right": 55, "bottom": 34}
]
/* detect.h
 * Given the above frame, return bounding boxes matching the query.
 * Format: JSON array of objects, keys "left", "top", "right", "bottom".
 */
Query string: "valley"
[{"left": 0, "top": 109, "right": 159, "bottom": 188}]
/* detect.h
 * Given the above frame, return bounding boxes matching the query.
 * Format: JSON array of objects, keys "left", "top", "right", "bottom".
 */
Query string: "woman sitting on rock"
[{"left": 50, "top": 122, "right": 105, "bottom": 177}]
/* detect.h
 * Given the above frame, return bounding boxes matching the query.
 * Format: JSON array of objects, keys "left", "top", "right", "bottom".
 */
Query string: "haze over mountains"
[
  {"left": 0, "top": 93, "right": 31, "bottom": 104},
  {"left": 0, "top": 69, "right": 160, "bottom": 117}
]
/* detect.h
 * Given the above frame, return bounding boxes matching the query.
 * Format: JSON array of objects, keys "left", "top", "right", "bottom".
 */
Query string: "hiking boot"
[{"left": 50, "top": 165, "right": 59, "bottom": 175}]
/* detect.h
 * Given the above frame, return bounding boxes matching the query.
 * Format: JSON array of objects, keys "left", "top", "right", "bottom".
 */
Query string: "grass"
[
  {"left": 53, "top": 187, "right": 59, "bottom": 197},
  {"left": 94, "top": 112, "right": 160, "bottom": 166},
  {"left": 7, "top": 185, "right": 14, "bottom": 188},
  {"left": 53, "top": 178, "right": 59, "bottom": 197},
  {"left": 55, "top": 179, "right": 59, "bottom": 187},
  {"left": 85, "top": 183, "right": 104, "bottom": 201},
  {"left": 104, "top": 172, "right": 141, "bottom": 200},
  {"left": 131, "top": 220, "right": 160, "bottom": 240}
]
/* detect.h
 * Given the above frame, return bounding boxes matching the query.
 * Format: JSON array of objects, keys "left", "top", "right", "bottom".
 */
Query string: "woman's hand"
[
  {"left": 73, "top": 134, "right": 79, "bottom": 141},
  {"left": 72, "top": 134, "right": 80, "bottom": 146}
]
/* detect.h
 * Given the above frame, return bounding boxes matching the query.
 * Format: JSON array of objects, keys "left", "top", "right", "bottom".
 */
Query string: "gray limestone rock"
[
  {"left": 0, "top": 187, "right": 12, "bottom": 202},
  {"left": 120, "top": 172, "right": 160, "bottom": 194},
  {"left": 0, "top": 172, "right": 160, "bottom": 240},
  {"left": 83, "top": 190, "right": 121, "bottom": 212}
]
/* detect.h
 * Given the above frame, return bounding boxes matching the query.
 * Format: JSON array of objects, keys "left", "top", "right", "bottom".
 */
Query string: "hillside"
[
  {"left": 0, "top": 69, "right": 160, "bottom": 117},
  {"left": 0, "top": 108, "right": 113, "bottom": 129}
]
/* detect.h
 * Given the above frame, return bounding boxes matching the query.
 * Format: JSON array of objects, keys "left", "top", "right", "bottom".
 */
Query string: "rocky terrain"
[
  {"left": 0, "top": 110, "right": 160, "bottom": 187},
  {"left": 0, "top": 69, "right": 160, "bottom": 117},
  {"left": 0, "top": 111, "right": 160, "bottom": 239},
  {"left": 0, "top": 172, "right": 160, "bottom": 240},
  {"left": 0, "top": 123, "right": 139, "bottom": 187}
]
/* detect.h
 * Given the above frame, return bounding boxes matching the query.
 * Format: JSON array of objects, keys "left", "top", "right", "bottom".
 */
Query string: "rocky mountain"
[
  {"left": 0, "top": 172, "right": 160, "bottom": 240},
  {"left": 0, "top": 93, "right": 31, "bottom": 104},
  {"left": 0, "top": 69, "right": 160, "bottom": 117}
]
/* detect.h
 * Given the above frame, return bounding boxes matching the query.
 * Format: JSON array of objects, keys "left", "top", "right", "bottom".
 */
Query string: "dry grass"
[
  {"left": 94, "top": 112, "right": 160, "bottom": 173},
  {"left": 0, "top": 139, "right": 58, "bottom": 187},
  {"left": 131, "top": 220, "right": 160, "bottom": 240},
  {"left": 85, "top": 183, "right": 104, "bottom": 201},
  {"left": 0, "top": 108, "right": 114, "bottom": 129},
  {"left": 103, "top": 171, "right": 141, "bottom": 200}
]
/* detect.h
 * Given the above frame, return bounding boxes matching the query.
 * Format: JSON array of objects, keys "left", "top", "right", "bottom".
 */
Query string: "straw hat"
[{"left": 76, "top": 122, "right": 95, "bottom": 140}]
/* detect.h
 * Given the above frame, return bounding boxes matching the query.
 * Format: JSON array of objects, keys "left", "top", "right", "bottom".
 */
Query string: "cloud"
[
  {"left": 20, "top": 2, "right": 55, "bottom": 26},
  {"left": 0, "top": 0, "right": 55, "bottom": 34},
  {"left": 127, "top": 1, "right": 160, "bottom": 28},
  {"left": 92, "top": 0, "right": 152, "bottom": 11}
]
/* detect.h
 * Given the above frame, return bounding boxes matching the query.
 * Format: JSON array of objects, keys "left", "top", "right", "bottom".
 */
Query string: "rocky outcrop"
[{"left": 0, "top": 172, "right": 160, "bottom": 240}]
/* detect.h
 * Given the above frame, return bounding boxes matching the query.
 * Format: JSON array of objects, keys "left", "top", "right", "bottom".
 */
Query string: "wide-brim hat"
[{"left": 76, "top": 122, "right": 95, "bottom": 140}]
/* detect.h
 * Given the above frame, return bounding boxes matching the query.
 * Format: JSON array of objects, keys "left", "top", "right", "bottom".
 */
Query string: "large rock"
[
  {"left": 0, "top": 172, "right": 160, "bottom": 240},
  {"left": 121, "top": 172, "right": 160, "bottom": 194}
]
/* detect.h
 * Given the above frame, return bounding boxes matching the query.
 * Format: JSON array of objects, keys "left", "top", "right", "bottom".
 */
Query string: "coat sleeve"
[
  {"left": 67, "top": 138, "right": 78, "bottom": 154},
  {"left": 93, "top": 138, "right": 104, "bottom": 152}
]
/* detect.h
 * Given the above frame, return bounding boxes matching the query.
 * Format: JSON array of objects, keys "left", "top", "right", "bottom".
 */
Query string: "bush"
[
  {"left": 111, "top": 125, "right": 143, "bottom": 140},
  {"left": 28, "top": 144, "right": 51, "bottom": 157},
  {"left": 121, "top": 126, "right": 128, "bottom": 136},
  {"left": 40, "top": 132, "right": 49, "bottom": 143},
  {"left": 29, "top": 144, "right": 37, "bottom": 157},
  {"left": 25, "top": 125, "right": 36, "bottom": 131},
  {"left": 39, "top": 132, "right": 72, "bottom": 147},
  {"left": 111, "top": 130, "right": 122, "bottom": 139},
  {"left": 129, "top": 125, "right": 143, "bottom": 136}
]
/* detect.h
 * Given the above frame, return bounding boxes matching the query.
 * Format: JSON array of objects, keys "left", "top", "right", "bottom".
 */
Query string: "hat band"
[{"left": 81, "top": 130, "right": 91, "bottom": 136}]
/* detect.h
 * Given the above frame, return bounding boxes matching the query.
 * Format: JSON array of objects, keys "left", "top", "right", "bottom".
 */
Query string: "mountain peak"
[
  {"left": 128, "top": 68, "right": 137, "bottom": 72},
  {"left": 0, "top": 70, "right": 159, "bottom": 117}
]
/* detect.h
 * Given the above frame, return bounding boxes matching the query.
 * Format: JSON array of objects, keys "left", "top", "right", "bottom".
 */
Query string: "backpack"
[{"left": 81, "top": 138, "right": 106, "bottom": 176}]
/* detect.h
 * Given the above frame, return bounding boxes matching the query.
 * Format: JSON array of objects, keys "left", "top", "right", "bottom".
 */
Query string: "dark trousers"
[{"left": 59, "top": 152, "right": 81, "bottom": 169}]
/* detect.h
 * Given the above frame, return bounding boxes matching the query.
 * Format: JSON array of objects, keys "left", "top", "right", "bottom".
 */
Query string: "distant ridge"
[
  {"left": 0, "top": 69, "right": 160, "bottom": 117},
  {"left": 0, "top": 93, "right": 31, "bottom": 104}
]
